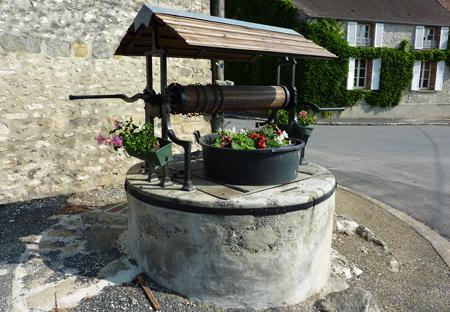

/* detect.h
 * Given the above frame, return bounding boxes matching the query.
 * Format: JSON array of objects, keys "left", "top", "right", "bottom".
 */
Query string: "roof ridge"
[{"left": 434, "top": 0, "right": 450, "bottom": 11}]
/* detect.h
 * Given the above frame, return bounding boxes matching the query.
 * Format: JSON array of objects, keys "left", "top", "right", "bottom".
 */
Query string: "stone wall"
[
  {"left": 382, "top": 24, "right": 415, "bottom": 48},
  {"left": 0, "top": 0, "right": 212, "bottom": 204}
]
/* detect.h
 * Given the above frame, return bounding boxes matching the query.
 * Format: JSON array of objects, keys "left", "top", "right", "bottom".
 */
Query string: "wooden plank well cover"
[{"left": 115, "top": 5, "right": 336, "bottom": 61}]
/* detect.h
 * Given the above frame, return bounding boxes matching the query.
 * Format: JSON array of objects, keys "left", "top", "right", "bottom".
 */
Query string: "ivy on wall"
[{"left": 225, "top": 0, "right": 450, "bottom": 107}]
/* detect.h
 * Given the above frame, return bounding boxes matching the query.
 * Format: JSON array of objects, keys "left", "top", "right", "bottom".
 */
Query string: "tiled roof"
[{"left": 294, "top": 0, "right": 450, "bottom": 26}]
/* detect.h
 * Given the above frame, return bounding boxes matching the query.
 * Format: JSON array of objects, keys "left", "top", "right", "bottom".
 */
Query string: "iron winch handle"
[{"left": 69, "top": 93, "right": 146, "bottom": 103}]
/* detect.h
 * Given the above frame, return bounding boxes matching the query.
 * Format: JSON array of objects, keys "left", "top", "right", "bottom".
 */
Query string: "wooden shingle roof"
[{"left": 115, "top": 5, "right": 336, "bottom": 61}]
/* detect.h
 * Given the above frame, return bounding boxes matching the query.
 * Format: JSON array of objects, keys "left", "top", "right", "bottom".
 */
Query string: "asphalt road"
[
  {"left": 309, "top": 125, "right": 450, "bottom": 240},
  {"left": 227, "top": 119, "right": 450, "bottom": 239}
]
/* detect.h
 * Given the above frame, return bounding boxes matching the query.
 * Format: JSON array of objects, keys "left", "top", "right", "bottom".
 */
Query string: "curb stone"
[
  {"left": 317, "top": 121, "right": 450, "bottom": 126},
  {"left": 338, "top": 185, "right": 450, "bottom": 270},
  {"left": 224, "top": 114, "right": 450, "bottom": 126}
]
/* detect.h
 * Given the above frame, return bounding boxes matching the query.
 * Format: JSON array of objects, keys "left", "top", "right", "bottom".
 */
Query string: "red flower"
[{"left": 255, "top": 135, "right": 268, "bottom": 149}]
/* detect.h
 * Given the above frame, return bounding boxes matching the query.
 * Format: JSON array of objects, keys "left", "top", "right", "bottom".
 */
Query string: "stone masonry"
[{"left": 0, "top": 0, "right": 212, "bottom": 204}]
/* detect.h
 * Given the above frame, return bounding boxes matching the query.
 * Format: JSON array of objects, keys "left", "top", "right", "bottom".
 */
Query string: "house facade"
[{"left": 294, "top": 0, "right": 450, "bottom": 120}]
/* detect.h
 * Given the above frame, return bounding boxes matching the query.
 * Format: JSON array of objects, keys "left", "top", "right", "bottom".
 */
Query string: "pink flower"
[
  {"left": 299, "top": 111, "right": 308, "bottom": 119},
  {"left": 110, "top": 135, "right": 123, "bottom": 148},
  {"left": 96, "top": 134, "right": 108, "bottom": 145}
]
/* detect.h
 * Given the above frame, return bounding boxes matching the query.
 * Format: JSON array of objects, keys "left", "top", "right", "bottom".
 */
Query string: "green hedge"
[{"left": 225, "top": 0, "right": 450, "bottom": 107}]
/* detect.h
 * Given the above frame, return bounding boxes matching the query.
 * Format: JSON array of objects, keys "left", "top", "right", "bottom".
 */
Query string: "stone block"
[
  {"left": 0, "top": 34, "right": 41, "bottom": 53},
  {"left": 0, "top": 122, "right": 9, "bottom": 136},
  {"left": 315, "top": 287, "right": 380, "bottom": 312},
  {"left": 34, "top": 140, "right": 51, "bottom": 148},
  {"left": 72, "top": 42, "right": 89, "bottom": 58},
  {"left": 92, "top": 41, "right": 114, "bottom": 59},
  {"left": 45, "top": 39, "right": 71, "bottom": 57},
  {"left": 15, "top": 0, "right": 32, "bottom": 11},
  {"left": 178, "top": 67, "right": 193, "bottom": 77},
  {"left": 69, "top": 117, "right": 100, "bottom": 127},
  {"left": 4, "top": 113, "right": 28, "bottom": 120}
]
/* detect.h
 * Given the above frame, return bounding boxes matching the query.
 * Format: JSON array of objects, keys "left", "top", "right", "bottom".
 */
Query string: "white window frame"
[
  {"left": 356, "top": 23, "right": 371, "bottom": 47},
  {"left": 419, "top": 61, "right": 431, "bottom": 89},
  {"left": 354, "top": 58, "right": 368, "bottom": 89}
]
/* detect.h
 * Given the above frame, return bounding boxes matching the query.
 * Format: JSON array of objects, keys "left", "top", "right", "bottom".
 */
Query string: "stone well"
[{"left": 126, "top": 161, "right": 335, "bottom": 309}]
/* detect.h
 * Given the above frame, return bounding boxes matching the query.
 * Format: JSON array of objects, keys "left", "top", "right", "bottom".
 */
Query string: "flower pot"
[
  {"left": 279, "top": 124, "right": 313, "bottom": 160},
  {"left": 300, "top": 126, "right": 313, "bottom": 159},
  {"left": 198, "top": 134, "right": 304, "bottom": 185},
  {"left": 126, "top": 138, "right": 173, "bottom": 167}
]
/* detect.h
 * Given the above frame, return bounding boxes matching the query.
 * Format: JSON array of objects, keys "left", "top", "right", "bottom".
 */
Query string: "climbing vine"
[{"left": 225, "top": 0, "right": 450, "bottom": 107}]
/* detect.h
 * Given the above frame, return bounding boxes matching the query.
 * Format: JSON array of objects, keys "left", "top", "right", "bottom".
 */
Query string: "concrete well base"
[{"left": 126, "top": 162, "right": 335, "bottom": 309}]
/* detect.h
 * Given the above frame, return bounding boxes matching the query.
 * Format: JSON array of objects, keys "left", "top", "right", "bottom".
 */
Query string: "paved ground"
[
  {"left": 226, "top": 118, "right": 450, "bottom": 239},
  {"left": 1, "top": 186, "right": 449, "bottom": 311},
  {"left": 306, "top": 125, "right": 450, "bottom": 239}
]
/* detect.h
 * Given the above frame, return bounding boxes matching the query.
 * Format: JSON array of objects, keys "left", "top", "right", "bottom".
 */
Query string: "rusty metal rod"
[{"left": 68, "top": 93, "right": 144, "bottom": 103}]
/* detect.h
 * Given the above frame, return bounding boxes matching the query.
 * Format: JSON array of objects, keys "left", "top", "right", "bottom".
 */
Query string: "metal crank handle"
[{"left": 68, "top": 93, "right": 145, "bottom": 103}]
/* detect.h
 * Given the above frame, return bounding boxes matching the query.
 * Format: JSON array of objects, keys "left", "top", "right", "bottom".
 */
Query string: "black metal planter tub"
[
  {"left": 197, "top": 133, "right": 304, "bottom": 185},
  {"left": 69, "top": 4, "right": 344, "bottom": 309}
]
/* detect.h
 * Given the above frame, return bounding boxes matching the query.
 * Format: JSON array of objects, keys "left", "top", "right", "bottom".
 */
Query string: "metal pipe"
[
  {"left": 210, "top": 0, "right": 225, "bottom": 82},
  {"left": 160, "top": 53, "right": 169, "bottom": 139},
  {"left": 145, "top": 55, "right": 153, "bottom": 124},
  {"left": 210, "top": 0, "right": 225, "bottom": 132}
]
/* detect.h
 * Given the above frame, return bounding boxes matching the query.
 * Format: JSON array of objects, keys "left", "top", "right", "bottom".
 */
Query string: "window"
[
  {"left": 412, "top": 60, "right": 445, "bottom": 91},
  {"left": 419, "top": 61, "right": 431, "bottom": 89},
  {"left": 423, "top": 27, "right": 437, "bottom": 49},
  {"left": 354, "top": 58, "right": 368, "bottom": 89},
  {"left": 347, "top": 58, "right": 381, "bottom": 90},
  {"left": 356, "top": 24, "right": 371, "bottom": 47}
]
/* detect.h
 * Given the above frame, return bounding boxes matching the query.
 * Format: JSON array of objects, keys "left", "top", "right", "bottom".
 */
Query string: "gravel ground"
[
  {"left": 335, "top": 189, "right": 450, "bottom": 312},
  {"left": 75, "top": 281, "right": 316, "bottom": 312},
  {"left": 66, "top": 185, "right": 126, "bottom": 207},
  {"left": 1, "top": 186, "right": 449, "bottom": 311},
  {"left": 0, "top": 195, "right": 67, "bottom": 312}
]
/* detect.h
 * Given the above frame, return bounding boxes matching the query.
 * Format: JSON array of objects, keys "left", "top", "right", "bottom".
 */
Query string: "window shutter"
[
  {"left": 374, "top": 23, "right": 384, "bottom": 47},
  {"left": 435, "top": 61, "right": 445, "bottom": 91},
  {"left": 439, "top": 27, "right": 449, "bottom": 50},
  {"left": 371, "top": 59, "right": 382, "bottom": 90},
  {"left": 347, "top": 22, "right": 357, "bottom": 47},
  {"left": 347, "top": 58, "right": 355, "bottom": 90},
  {"left": 411, "top": 61, "right": 421, "bottom": 90},
  {"left": 414, "top": 26, "right": 425, "bottom": 49}
]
